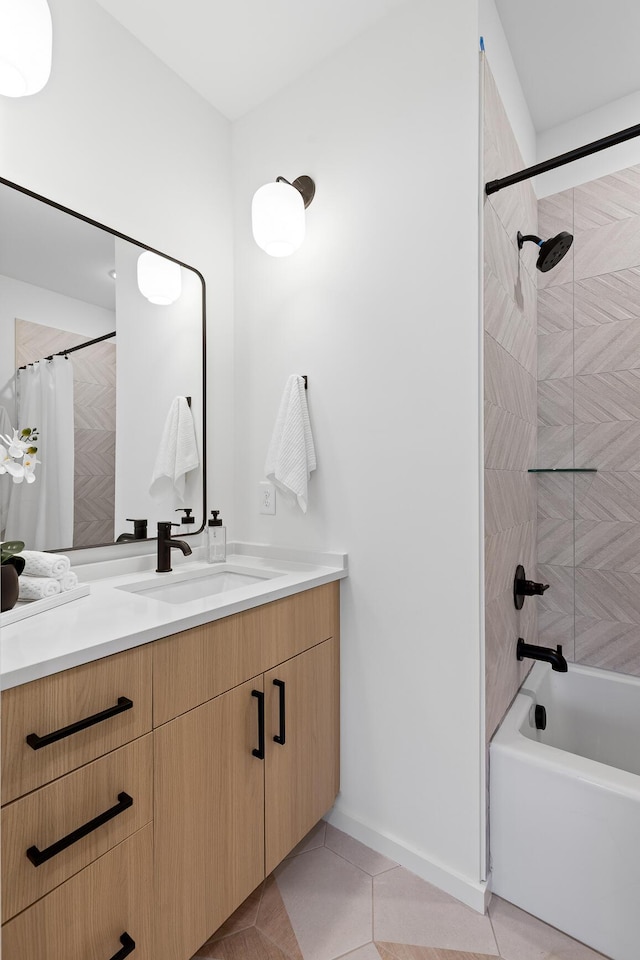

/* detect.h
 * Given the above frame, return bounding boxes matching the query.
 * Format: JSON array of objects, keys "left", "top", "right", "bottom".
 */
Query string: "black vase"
[{"left": 1, "top": 564, "right": 20, "bottom": 613}]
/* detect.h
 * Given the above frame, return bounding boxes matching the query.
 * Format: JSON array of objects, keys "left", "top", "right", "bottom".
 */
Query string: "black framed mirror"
[{"left": 0, "top": 177, "right": 206, "bottom": 552}]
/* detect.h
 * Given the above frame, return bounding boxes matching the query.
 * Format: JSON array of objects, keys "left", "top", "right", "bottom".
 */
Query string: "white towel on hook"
[
  {"left": 265, "top": 375, "right": 316, "bottom": 513},
  {"left": 149, "top": 397, "right": 199, "bottom": 502}
]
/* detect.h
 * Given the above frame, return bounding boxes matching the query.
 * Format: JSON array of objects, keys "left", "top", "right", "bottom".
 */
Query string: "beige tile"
[
  {"left": 575, "top": 421, "right": 640, "bottom": 470},
  {"left": 485, "top": 201, "right": 522, "bottom": 299},
  {"left": 194, "top": 926, "right": 291, "bottom": 960},
  {"left": 538, "top": 190, "right": 573, "bottom": 242},
  {"left": 536, "top": 427, "right": 573, "bottom": 469},
  {"left": 575, "top": 214, "right": 640, "bottom": 280},
  {"left": 575, "top": 317, "right": 640, "bottom": 375},
  {"left": 574, "top": 163, "right": 640, "bottom": 230},
  {"left": 325, "top": 825, "right": 397, "bottom": 877},
  {"left": 256, "top": 876, "right": 303, "bottom": 960},
  {"left": 575, "top": 567, "right": 640, "bottom": 624},
  {"left": 538, "top": 331, "right": 573, "bottom": 381},
  {"left": 537, "top": 564, "right": 574, "bottom": 615},
  {"left": 485, "top": 521, "right": 536, "bottom": 602},
  {"left": 537, "top": 378, "right": 573, "bottom": 427},
  {"left": 284, "top": 820, "right": 326, "bottom": 859},
  {"left": 485, "top": 470, "right": 535, "bottom": 536},
  {"left": 574, "top": 267, "right": 640, "bottom": 327},
  {"left": 575, "top": 519, "right": 640, "bottom": 572},
  {"left": 377, "top": 946, "right": 498, "bottom": 960},
  {"left": 537, "top": 519, "right": 574, "bottom": 566},
  {"left": 575, "top": 369, "right": 640, "bottom": 422},
  {"left": 538, "top": 611, "right": 575, "bottom": 658},
  {"left": 373, "top": 868, "right": 497, "bottom": 955},
  {"left": 485, "top": 335, "right": 537, "bottom": 423},
  {"left": 538, "top": 283, "right": 573, "bottom": 334},
  {"left": 208, "top": 882, "right": 265, "bottom": 943},
  {"left": 274, "top": 846, "right": 372, "bottom": 960},
  {"left": 489, "top": 896, "right": 606, "bottom": 960},
  {"left": 536, "top": 473, "right": 574, "bottom": 520},
  {"left": 575, "top": 617, "right": 640, "bottom": 675},
  {"left": 575, "top": 470, "right": 640, "bottom": 521},
  {"left": 485, "top": 404, "right": 536, "bottom": 472},
  {"left": 484, "top": 268, "right": 536, "bottom": 376}
]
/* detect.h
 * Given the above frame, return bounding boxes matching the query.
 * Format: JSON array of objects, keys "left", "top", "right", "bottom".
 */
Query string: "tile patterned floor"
[{"left": 190, "top": 822, "right": 608, "bottom": 960}]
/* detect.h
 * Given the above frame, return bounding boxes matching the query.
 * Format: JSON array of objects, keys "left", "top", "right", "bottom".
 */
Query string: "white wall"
[
  {"left": 0, "top": 0, "right": 234, "bottom": 530},
  {"left": 536, "top": 89, "right": 640, "bottom": 197},
  {"left": 478, "top": 0, "right": 536, "bottom": 166},
  {"left": 232, "top": 0, "right": 485, "bottom": 905},
  {"left": 0, "top": 274, "right": 115, "bottom": 421}
]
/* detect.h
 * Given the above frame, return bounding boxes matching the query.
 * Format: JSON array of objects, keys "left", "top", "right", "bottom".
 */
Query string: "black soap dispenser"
[{"left": 206, "top": 510, "right": 226, "bottom": 564}]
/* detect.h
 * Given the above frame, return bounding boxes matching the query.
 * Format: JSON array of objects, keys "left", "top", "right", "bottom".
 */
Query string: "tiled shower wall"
[
  {"left": 483, "top": 61, "right": 539, "bottom": 740},
  {"left": 537, "top": 164, "right": 640, "bottom": 677}
]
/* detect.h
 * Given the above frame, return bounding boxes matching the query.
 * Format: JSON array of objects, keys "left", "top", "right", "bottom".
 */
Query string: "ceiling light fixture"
[
  {"left": 252, "top": 175, "right": 315, "bottom": 257},
  {"left": 137, "top": 251, "right": 182, "bottom": 305},
  {"left": 0, "top": 0, "right": 53, "bottom": 98}
]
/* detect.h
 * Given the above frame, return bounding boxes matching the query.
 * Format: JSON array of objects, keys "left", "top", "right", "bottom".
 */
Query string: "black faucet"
[
  {"left": 517, "top": 638, "right": 568, "bottom": 672},
  {"left": 116, "top": 518, "right": 148, "bottom": 543},
  {"left": 156, "top": 521, "right": 192, "bottom": 573}
]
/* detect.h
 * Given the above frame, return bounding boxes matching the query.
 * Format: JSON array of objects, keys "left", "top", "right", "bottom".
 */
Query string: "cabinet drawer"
[
  {"left": 2, "top": 645, "right": 152, "bottom": 804},
  {"left": 153, "top": 581, "right": 340, "bottom": 725},
  {"left": 2, "top": 734, "right": 152, "bottom": 922},
  {"left": 2, "top": 823, "right": 153, "bottom": 960}
]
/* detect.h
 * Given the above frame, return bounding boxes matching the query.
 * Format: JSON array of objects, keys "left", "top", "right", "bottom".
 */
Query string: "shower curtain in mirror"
[{"left": 5, "top": 356, "right": 74, "bottom": 550}]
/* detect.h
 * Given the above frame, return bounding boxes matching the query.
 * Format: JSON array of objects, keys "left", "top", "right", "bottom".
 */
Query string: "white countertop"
[{"left": 0, "top": 543, "right": 348, "bottom": 690}]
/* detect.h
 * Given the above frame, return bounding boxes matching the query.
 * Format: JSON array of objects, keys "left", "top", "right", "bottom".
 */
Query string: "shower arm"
[{"left": 486, "top": 120, "right": 640, "bottom": 195}]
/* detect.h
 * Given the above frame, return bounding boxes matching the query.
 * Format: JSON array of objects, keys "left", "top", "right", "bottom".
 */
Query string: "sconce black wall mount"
[{"left": 276, "top": 175, "right": 316, "bottom": 208}]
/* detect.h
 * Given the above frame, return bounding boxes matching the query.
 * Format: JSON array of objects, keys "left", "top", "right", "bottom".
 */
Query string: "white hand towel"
[
  {"left": 19, "top": 576, "right": 61, "bottom": 601},
  {"left": 20, "top": 550, "right": 71, "bottom": 579},
  {"left": 265, "top": 375, "right": 317, "bottom": 513},
  {"left": 149, "top": 397, "right": 199, "bottom": 502},
  {"left": 59, "top": 571, "right": 79, "bottom": 592}
]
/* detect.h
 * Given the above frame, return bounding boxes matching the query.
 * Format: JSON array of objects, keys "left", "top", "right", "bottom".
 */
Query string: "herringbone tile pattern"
[{"left": 537, "top": 165, "right": 640, "bottom": 677}]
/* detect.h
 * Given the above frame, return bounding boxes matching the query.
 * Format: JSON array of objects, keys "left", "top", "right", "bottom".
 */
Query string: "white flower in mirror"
[{"left": 0, "top": 427, "right": 40, "bottom": 483}]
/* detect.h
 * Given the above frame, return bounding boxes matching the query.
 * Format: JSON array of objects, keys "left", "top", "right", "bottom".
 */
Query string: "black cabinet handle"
[
  {"left": 26, "top": 697, "right": 134, "bottom": 750},
  {"left": 273, "top": 679, "right": 286, "bottom": 745},
  {"left": 251, "top": 689, "right": 265, "bottom": 759},
  {"left": 109, "top": 933, "right": 136, "bottom": 960},
  {"left": 26, "top": 792, "right": 133, "bottom": 866}
]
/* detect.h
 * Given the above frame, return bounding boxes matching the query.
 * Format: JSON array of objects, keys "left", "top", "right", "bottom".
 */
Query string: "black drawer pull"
[
  {"left": 273, "top": 679, "right": 286, "bottom": 745},
  {"left": 26, "top": 697, "right": 134, "bottom": 750},
  {"left": 26, "top": 792, "right": 133, "bottom": 866},
  {"left": 109, "top": 933, "right": 135, "bottom": 960},
  {"left": 252, "top": 689, "right": 265, "bottom": 760}
]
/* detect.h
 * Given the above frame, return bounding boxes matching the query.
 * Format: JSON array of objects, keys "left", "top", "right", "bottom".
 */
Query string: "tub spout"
[{"left": 517, "top": 638, "right": 568, "bottom": 672}]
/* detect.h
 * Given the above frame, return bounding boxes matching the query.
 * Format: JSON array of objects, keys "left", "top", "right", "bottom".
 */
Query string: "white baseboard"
[{"left": 325, "top": 805, "right": 490, "bottom": 914}]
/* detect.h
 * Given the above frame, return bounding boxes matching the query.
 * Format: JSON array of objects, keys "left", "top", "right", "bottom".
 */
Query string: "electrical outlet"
[{"left": 259, "top": 481, "right": 276, "bottom": 515}]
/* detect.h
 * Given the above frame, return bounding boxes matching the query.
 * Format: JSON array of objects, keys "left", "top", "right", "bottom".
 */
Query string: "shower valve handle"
[{"left": 514, "top": 564, "right": 550, "bottom": 609}]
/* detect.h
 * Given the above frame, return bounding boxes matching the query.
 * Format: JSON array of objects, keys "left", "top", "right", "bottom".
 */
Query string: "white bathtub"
[{"left": 490, "top": 660, "right": 640, "bottom": 960}]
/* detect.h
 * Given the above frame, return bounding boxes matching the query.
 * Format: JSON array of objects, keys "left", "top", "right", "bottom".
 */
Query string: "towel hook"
[{"left": 302, "top": 376, "right": 308, "bottom": 390}]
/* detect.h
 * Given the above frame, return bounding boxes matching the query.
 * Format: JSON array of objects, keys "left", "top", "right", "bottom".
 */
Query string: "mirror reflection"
[{"left": 0, "top": 180, "right": 205, "bottom": 552}]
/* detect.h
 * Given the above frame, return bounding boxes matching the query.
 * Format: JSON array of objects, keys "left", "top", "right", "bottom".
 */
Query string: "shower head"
[{"left": 517, "top": 230, "right": 573, "bottom": 273}]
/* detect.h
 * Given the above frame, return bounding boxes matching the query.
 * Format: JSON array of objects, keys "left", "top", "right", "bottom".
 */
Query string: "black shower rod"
[{"left": 485, "top": 120, "right": 640, "bottom": 195}]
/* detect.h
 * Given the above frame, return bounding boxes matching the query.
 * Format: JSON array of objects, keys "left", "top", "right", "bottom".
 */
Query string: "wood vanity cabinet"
[
  {"left": 153, "top": 582, "right": 340, "bottom": 960},
  {"left": 1, "top": 581, "right": 340, "bottom": 960}
]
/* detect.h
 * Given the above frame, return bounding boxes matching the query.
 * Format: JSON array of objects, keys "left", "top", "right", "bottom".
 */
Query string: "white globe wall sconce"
[
  {"left": 252, "top": 175, "right": 316, "bottom": 257},
  {"left": 137, "top": 251, "right": 182, "bottom": 305},
  {"left": 0, "top": 0, "right": 53, "bottom": 98}
]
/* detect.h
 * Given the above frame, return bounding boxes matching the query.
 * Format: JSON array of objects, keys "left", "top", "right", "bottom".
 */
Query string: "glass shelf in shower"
[{"left": 528, "top": 468, "right": 598, "bottom": 473}]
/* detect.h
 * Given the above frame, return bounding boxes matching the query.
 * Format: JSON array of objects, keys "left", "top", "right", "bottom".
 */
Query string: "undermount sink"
[{"left": 117, "top": 565, "right": 278, "bottom": 604}]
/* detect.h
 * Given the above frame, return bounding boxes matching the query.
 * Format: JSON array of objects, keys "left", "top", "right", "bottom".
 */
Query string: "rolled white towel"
[
  {"left": 59, "top": 571, "right": 79, "bottom": 592},
  {"left": 19, "top": 577, "right": 61, "bottom": 601},
  {"left": 20, "top": 550, "right": 71, "bottom": 579}
]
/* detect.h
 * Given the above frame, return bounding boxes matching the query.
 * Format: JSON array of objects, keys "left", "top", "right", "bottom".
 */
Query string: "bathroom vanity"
[{"left": 0, "top": 550, "right": 345, "bottom": 960}]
